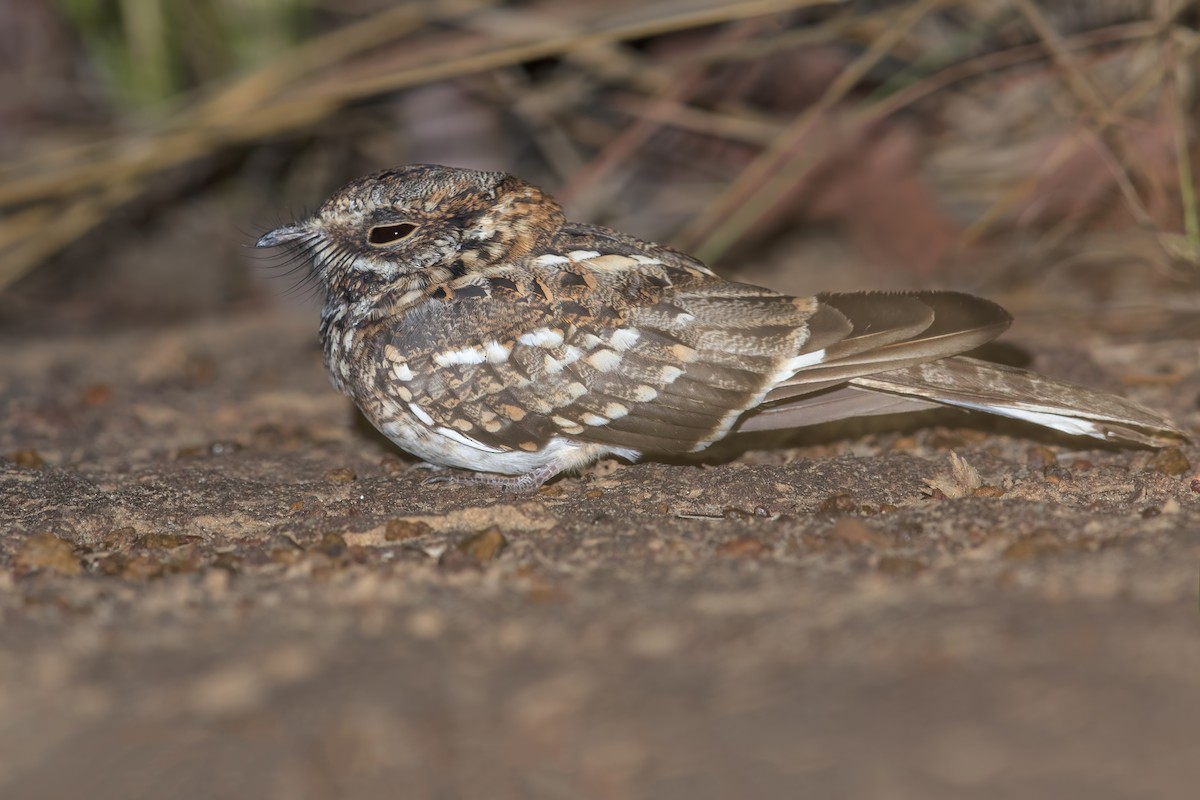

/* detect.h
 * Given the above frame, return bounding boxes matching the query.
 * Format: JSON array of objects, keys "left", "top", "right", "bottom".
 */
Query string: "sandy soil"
[{"left": 3, "top": 283, "right": 1200, "bottom": 798}]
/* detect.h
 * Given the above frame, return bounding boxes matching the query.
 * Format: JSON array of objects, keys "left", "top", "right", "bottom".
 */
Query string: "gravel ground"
[{"left": 3, "top": 287, "right": 1199, "bottom": 798}]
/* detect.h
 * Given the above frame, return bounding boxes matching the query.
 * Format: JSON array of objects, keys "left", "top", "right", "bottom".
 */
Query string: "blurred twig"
[
  {"left": 1011, "top": 0, "right": 1154, "bottom": 226},
  {"left": 1162, "top": 7, "right": 1200, "bottom": 263},
  {"left": 0, "top": 0, "right": 838, "bottom": 291},
  {"left": 676, "top": 0, "right": 947, "bottom": 261},
  {"left": 559, "top": 17, "right": 772, "bottom": 215},
  {"left": 960, "top": 28, "right": 1199, "bottom": 248}
]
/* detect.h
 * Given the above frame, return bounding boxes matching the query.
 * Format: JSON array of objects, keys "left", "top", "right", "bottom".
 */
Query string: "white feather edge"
[{"left": 934, "top": 401, "right": 1108, "bottom": 440}]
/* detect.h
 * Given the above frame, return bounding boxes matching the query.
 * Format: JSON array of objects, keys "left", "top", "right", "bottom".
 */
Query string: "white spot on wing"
[
  {"left": 566, "top": 382, "right": 588, "bottom": 400},
  {"left": 543, "top": 345, "right": 583, "bottom": 374},
  {"left": 519, "top": 328, "right": 565, "bottom": 348},
  {"left": 609, "top": 328, "right": 641, "bottom": 351},
  {"left": 568, "top": 250, "right": 601, "bottom": 261},
  {"left": 534, "top": 253, "right": 570, "bottom": 266},
  {"left": 633, "top": 385, "right": 658, "bottom": 402},
  {"left": 581, "top": 412, "right": 610, "bottom": 426},
  {"left": 408, "top": 403, "right": 434, "bottom": 426},
  {"left": 672, "top": 344, "right": 698, "bottom": 363},
  {"left": 659, "top": 365, "right": 683, "bottom": 384},
  {"left": 587, "top": 349, "right": 622, "bottom": 371},
  {"left": 436, "top": 426, "right": 504, "bottom": 453},
  {"left": 787, "top": 348, "right": 826, "bottom": 371},
  {"left": 484, "top": 340, "right": 512, "bottom": 363},
  {"left": 434, "top": 347, "right": 486, "bottom": 367},
  {"left": 604, "top": 403, "right": 629, "bottom": 420},
  {"left": 392, "top": 362, "right": 414, "bottom": 381},
  {"left": 551, "top": 415, "right": 584, "bottom": 434}
]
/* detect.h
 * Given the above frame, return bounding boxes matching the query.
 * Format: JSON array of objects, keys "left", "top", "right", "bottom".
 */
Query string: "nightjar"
[{"left": 257, "top": 164, "right": 1183, "bottom": 490}]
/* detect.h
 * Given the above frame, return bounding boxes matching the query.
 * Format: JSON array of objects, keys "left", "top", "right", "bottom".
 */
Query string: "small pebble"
[
  {"left": 309, "top": 532, "right": 348, "bottom": 559},
  {"left": 1146, "top": 447, "right": 1190, "bottom": 476},
  {"left": 458, "top": 527, "right": 507, "bottom": 562},
  {"left": 323, "top": 467, "right": 356, "bottom": 483},
  {"left": 385, "top": 519, "right": 433, "bottom": 541},
  {"left": 877, "top": 556, "right": 924, "bottom": 575},
  {"left": 1027, "top": 447, "right": 1057, "bottom": 469},
  {"left": 379, "top": 455, "right": 406, "bottom": 475},
  {"left": 9, "top": 449, "right": 44, "bottom": 469},
  {"left": 831, "top": 518, "right": 888, "bottom": 548},
  {"left": 1003, "top": 531, "right": 1063, "bottom": 561},
  {"left": 14, "top": 533, "right": 80, "bottom": 575},
  {"left": 716, "top": 536, "right": 768, "bottom": 557},
  {"left": 136, "top": 532, "right": 200, "bottom": 549},
  {"left": 817, "top": 492, "right": 857, "bottom": 514},
  {"left": 82, "top": 383, "right": 112, "bottom": 406},
  {"left": 121, "top": 554, "right": 165, "bottom": 581}
]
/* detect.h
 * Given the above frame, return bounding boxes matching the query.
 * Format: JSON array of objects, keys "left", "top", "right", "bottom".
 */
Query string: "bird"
[{"left": 256, "top": 164, "right": 1184, "bottom": 490}]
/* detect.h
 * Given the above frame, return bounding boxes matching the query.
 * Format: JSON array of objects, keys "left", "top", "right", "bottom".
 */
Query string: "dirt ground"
[{"left": 3, "top": 256, "right": 1200, "bottom": 798}]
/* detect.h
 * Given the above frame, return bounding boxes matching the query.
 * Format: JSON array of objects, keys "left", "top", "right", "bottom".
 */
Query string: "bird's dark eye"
[{"left": 368, "top": 222, "right": 417, "bottom": 245}]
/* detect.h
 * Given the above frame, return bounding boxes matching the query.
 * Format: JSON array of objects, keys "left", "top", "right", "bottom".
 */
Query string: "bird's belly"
[{"left": 371, "top": 409, "right": 577, "bottom": 475}]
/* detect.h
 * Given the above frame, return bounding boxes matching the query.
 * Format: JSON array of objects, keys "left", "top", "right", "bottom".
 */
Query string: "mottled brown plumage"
[{"left": 257, "top": 164, "right": 1183, "bottom": 489}]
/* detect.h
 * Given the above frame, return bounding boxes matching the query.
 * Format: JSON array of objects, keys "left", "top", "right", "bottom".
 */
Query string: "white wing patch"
[
  {"left": 435, "top": 426, "right": 505, "bottom": 453},
  {"left": 551, "top": 415, "right": 585, "bottom": 434},
  {"left": 544, "top": 345, "right": 583, "bottom": 374},
  {"left": 604, "top": 402, "right": 630, "bottom": 420},
  {"left": 774, "top": 347, "right": 826, "bottom": 381},
  {"left": 408, "top": 403, "right": 435, "bottom": 426},
  {"left": 519, "top": 328, "right": 565, "bottom": 348},
  {"left": 483, "top": 340, "right": 512, "bottom": 363},
  {"left": 587, "top": 349, "right": 622, "bottom": 371},
  {"left": 633, "top": 384, "right": 658, "bottom": 402},
  {"left": 434, "top": 346, "right": 486, "bottom": 367},
  {"left": 609, "top": 328, "right": 641, "bottom": 351},
  {"left": 659, "top": 365, "right": 683, "bottom": 384}
]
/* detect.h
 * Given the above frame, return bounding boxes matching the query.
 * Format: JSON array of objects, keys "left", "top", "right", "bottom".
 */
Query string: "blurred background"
[
  {"left": 0, "top": 0, "right": 1197, "bottom": 331},
  {"left": 3, "top": 6, "right": 1200, "bottom": 796}
]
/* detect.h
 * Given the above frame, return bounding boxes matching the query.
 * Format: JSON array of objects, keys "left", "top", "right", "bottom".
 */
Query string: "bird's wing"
[
  {"left": 379, "top": 252, "right": 811, "bottom": 456},
  {"left": 380, "top": 246, "right": 1018, "bottom": 456},
  {"left": 758, "top": 290, "right": 1012, "bottom": 399}
]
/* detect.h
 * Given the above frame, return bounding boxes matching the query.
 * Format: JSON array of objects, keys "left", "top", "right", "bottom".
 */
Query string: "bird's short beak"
[{"left": 256, "top": 222, "right": 312, "bottom": 248}]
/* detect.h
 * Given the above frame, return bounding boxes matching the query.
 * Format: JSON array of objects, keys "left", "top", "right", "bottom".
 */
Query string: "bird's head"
[{"left": 256, "top": 164, "right": 564, "bottom": 305}]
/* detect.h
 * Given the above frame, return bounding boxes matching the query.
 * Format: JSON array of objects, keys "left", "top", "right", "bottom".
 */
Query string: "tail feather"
[
  {"left": 852, "top": 356, "right": 1185, "bottom": 446},
  {"left": 740, "top": 355, "right": 1185, "bottom": 446}
]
